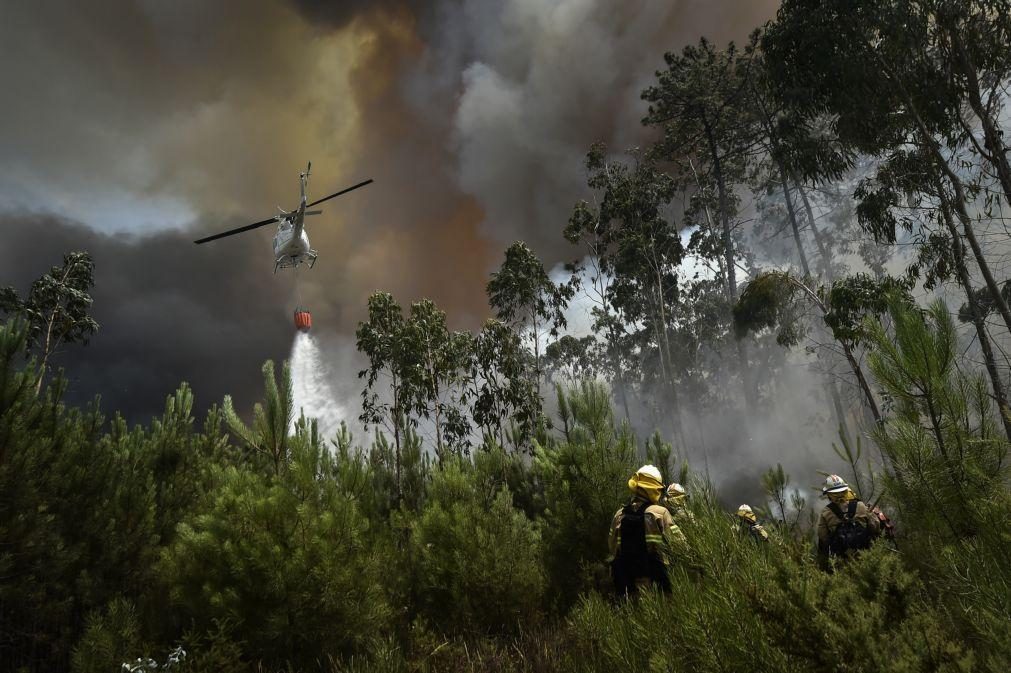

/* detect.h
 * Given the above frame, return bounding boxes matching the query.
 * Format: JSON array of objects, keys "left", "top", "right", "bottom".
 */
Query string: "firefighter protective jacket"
[
  {"left": 607, "top": 498, "right": 683, "bottom": 562},
  {"left": 817, "top": 499, "right": 880, "bottom": 551}
]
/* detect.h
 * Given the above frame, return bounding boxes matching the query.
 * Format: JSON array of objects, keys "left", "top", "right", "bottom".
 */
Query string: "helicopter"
[{"left": 193, "top": 162, "right": 372, "bottom": 273}]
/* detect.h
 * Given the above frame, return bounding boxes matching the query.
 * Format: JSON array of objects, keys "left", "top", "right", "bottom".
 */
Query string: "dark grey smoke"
[
  {"left": 0, "top": 0, "right": 781, "bottom": 423},
  {"left": 0, "top": 213, "right": 292, "bottom": 422}
]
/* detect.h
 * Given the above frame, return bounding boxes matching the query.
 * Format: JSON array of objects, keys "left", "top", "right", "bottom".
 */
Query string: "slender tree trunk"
[
  {"left": 706, "top": 124, "right": 739, "bottom": 298},
  {"left": 782, "top": 170, "right": 852, "bottom": 437},
  {"left": 949, "top": 29, "right": 1011, "bottom": 212},
  {"left": 35, "top": 312, "right": 57, "bottom": 395},
  {"left": 828, "top": 376, "right": 851, "bottom": 439},
  {"left": 795, "top": 178, "right": 833, "bottom": 277},
  {"left": 881, "top": 55, "right": 1011, "bottom": 335},
  {"left": 705, "top": 122, "right": 756, "bottom": 412},
  {"left": 841, "top": 341, "right": 882, "bottom": 426},
  {"left": 649, "top": 288, "right": 683, "bottom": 445},
  {"left": 778, "top": 166, "right": 811, "bottom": 276},
  {"left": 652, "top": 256, "right": 686, "bottom": 447},
  {"left": 392, "top": 381, "right": 402, "bottom": 502},
  {"left": 785, "top": 275, "right": 882, "bottom": 424},
  {"left": 936, "top": 184, "right": 1011, "bottom": 442}
]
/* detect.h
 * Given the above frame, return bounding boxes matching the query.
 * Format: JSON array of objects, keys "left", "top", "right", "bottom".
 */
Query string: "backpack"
[
  {"left": 611, "top": 502, "right": 670, "bottom": 595},
  {"left": 827, "top": 500, "right": 874, "bottom": 556}
]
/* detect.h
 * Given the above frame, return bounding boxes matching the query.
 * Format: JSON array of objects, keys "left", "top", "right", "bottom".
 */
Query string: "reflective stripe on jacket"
[{"left": 608, "top": 499, "right": 680, "bottom": 561}]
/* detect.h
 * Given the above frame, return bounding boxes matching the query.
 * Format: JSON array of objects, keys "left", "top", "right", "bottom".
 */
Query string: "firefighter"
[
  {"left": 817, "top": 474, "right": 880, "bottom": 561},
  {"left": 665, "top": 482, "right": 696, "bottom": 524},
  {"left": 608, "top": 464, "right": 679, "bottom": 596},
  {"left": 736, "top": 504, "right": 770, "bottom": 543}
]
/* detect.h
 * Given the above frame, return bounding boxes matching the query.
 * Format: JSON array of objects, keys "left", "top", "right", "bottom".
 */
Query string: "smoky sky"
[
  {"left": 0, "top": 213, "right": 292, "bottom": 420},
  {"left": 0, "top": 0, "right": 779, "bottom": 422}
]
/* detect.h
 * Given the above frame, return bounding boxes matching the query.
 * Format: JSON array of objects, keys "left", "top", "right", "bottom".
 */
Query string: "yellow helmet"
[
  {"left": 628, "top": 464, "right": 664, "bottom": 504},
  {"left": 737, "top": 504, "right": 757, "bottom": 523}
]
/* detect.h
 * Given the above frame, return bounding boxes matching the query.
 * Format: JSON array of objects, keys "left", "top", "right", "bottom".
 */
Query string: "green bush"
[
  {"left": 71, "top": 598, "right": 149, "bottom": 673},
  {"left": 159, "top": 419, "right": 390, "bottom": 668},
  {"left": 409, "top": 458, "right": 546, "bottom": 635},
  {"left": 866, "top": 299, "right": 1011, "bottom": 667},
  {"left": 570, "top": 500, "right": 975, "bottom": 673},
  {"left": 534, "top": 381, "right": 638, "bottom": 608}
]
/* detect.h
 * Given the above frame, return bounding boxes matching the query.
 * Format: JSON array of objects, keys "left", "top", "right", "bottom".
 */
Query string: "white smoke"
[{"left": 290, "top": 332, "right": 346, "bottom": 439}]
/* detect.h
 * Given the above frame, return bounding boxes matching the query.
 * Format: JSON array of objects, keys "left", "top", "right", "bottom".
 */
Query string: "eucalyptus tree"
[
  {"left": 543, "top": 334, "right": 598, "bottom": 386},
  {"left": 642, "top": 38, "right": 760, "bottom": 409},
  {"left": 855, "top": 145, "right": 1011, "bottom": 442},
  {"left": 469, "top": 318, "right": 540, "bottom": 451},
  {"left": 0, "top": 251, "right": 99, "bottom": 393},
  {"left": 356, "top": 291, "right": 409, "bottom": 496},
  {"left": 739, "top": 31, "right": 853, "bottom": 280},
  {"left": 486, "top": 241, "right": 574, "bottom": 397},
  {"left": 734, "top": 271, "right": 916, "bottom": 427},
  {"left": 400, "top": 299, "right": 473, "bottom": 459},
  {"left": 566, "top": 145, "right": 689, "bottom": 442},
  {"left": 765, "top": 0, "right": 1011, "bottom": 335}
]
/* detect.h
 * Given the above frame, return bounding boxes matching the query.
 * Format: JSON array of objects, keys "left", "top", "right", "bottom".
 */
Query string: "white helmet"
[
  {"left": 636, "top": 464, "right": 663, "bottom": 483},
  {"left": 822, "top": 474, "right": 849, "bottom": 494},
  {"left": 666, "top": 482, "right": 687, "bottom": 498},
  {"left": 737, "top": 504, "right": 757, "bottom": 522}
]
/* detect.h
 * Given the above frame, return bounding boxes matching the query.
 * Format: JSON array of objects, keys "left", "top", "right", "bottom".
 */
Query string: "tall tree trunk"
[
  {"left": 795, "top": 178, "right": 833, "bottom": 277},
  {"left": 393, "top": 382, "right": 402, "bottom": 502},
  {"left": 784, "top": 275, "right": 882, "bottom": 425},
  {"left": 649, "top": 287, "right": 683, "bottom": 445},
  {"left": 949, "top": 29, "right": 1011, "bottom": 212},
  {"left": 936, "top": 184, "right": 1011, "bottom": 442},
  {"left": 828, "top": 376, "right": 851, "bottom": 440},
  {"left": 778, "top": 165, "right": 811, "bottom": 276},
  {"left": 840, "top": 341, "right": 882, "bottom": 426},
  {"left": 651, "top": 252, "right": 686, "bottom": 447},
  {"left": 794, "top": 179, "right": 855, "bottom": 436},
  {"left": 880, "top": 55, "right": 1011, "bottom": 335},
  {"left": 705, "top": 122, "right": 756, "bottom": 412}
]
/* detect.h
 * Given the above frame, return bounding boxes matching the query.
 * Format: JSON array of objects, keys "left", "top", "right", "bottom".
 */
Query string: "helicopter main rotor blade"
[
  {"left": 193, "top": 215, "right": 281, "bottom": 244},
  {"left": 306, "top": 178, "right": 373, "bottom": 208}
]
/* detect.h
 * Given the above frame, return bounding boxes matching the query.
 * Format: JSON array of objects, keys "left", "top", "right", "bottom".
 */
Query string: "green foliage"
[
  {"left": 159, "top": 417, "right": 391, "bottom": 668},
  {"left": 865, "top": 299, "right": 1011, "bottom": 664},
  {"left": 222, "top": 360, "right": 293, "bottom": 475},
  {"left": 822, "top": 274, "right": 913, "bottom": 346},
  {"left": 0, "top": 251, "right": 99, "bottom": 383},
  {"left": 470, "top": 318, "right": 540, "bottom": 450},
  {"left": 409, "top": 458, "right": 546, "bottom": 635},
  {"left": 733, "top": 271, "right": 806, "bottom": 346},
  {"left": 571, "top": 509, "right": 974, "bottom": 673},
  {"left": 958, "top": 281, "right": 1011, "bottom": 324},
  {"left": 71, "top": 598, "right": 149, "bottom": 673},
  {"left": 534, "top": 382, "right": 638, "bottom": 609},
  {"left": 0, "top": 318, "right": 217, "bottom": 671},
  {"left": 400, "top": 299, "right": 474, "bottom": 455},
  {"left": 487, "top": 242, "right": 573, "bottom": 343}
]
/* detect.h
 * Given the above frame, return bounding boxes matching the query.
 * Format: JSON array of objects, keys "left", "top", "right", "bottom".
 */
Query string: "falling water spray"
[{"left": 290, "top": 332, "right": 344, "bottom": 439}]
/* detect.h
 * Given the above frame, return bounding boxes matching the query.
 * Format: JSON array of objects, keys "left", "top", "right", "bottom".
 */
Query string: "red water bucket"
[{"left": 294, "top": 309, "right": 312, "bottom": 332}]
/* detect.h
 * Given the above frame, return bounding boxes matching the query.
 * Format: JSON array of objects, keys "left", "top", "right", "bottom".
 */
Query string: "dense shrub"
[
  {"left": 4, "top": 308, "right": 1011, "bottom": 671},
  {"left": 408, "top": 458, "right": 546, "bottom": 635},
  {"left": 570, "top": 504, "right": 975, "bottom": 673},
  {"left": 159, "top": 420, "right": 391, "bottom": 668},
  {"left": 534, "top": 382, "right": 638, "bottom": 608}
]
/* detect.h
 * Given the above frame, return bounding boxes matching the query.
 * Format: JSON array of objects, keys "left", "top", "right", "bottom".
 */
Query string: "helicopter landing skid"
[{"left": 274, "top": 251, "right": 318, "bottom": 273}]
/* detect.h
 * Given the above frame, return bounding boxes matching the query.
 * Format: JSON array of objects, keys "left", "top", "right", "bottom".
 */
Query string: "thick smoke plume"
[{"left": 5, "top": 1, "right": 857, "bottom": 496}]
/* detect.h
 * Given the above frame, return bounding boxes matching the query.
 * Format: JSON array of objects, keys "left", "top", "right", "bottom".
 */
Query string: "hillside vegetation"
[{"left": 5, "top": 1, "right": 1011, "bottom": 670}]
